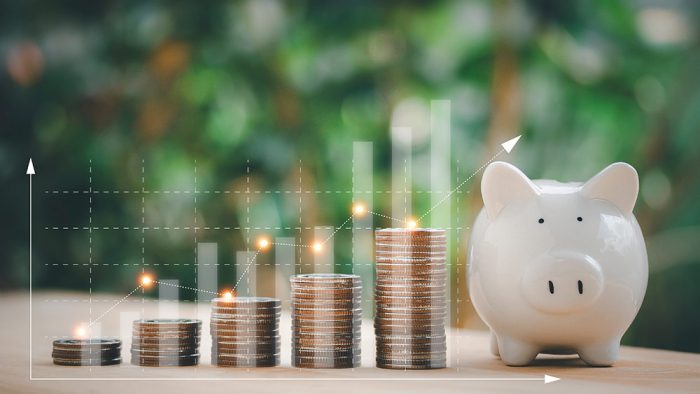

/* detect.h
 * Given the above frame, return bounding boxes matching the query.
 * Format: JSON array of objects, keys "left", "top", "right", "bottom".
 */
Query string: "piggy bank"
[{"left": 468, "top": 161, "right": 648, "bottom": 366}]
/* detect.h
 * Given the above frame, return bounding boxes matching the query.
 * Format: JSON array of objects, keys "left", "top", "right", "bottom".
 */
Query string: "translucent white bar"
[
  {"left": 274, "top": 237, "right": 295, "bottom": 303},
  {"left": 430, "top": 99, "right": 453, "bottom": 365},
  {"left": 275, "top": 237, "right": 295, "bottom": 367},
  {"left": 120, "top": 311, "right": 139, "bottom": 364},
  {"left": 158, "top": 279, "right": 179, "bottom": 318},
  {"left": 197, "top": 242, "right": 218, "bottom": 303},
  {"left": 391, "top": 127, "right": 412, "bottom": 223},
  {"left": 353, "top": 141, "right": 374, "bottom": 318}
]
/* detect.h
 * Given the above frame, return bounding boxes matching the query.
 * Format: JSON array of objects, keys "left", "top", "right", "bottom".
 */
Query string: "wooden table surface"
[{"left": 1, "top": 291, "right": 698, "bottom": 393}]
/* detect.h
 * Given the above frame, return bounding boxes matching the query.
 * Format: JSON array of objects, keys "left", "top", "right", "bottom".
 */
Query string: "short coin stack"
[
  {"left": 374, "top": 228, "right": 447, "bottom": 369},
  {"left": 210, "top": 296, "right": 281, "bottom": 367},
  {"left": 131, "top": 318, "right": 201, "bottom": 367},
  {"left": 291, "top": 273, "right": 362, "bottom": 368},
  {"left": 52, "top": 338, "right": 122, "bottom": 366}
]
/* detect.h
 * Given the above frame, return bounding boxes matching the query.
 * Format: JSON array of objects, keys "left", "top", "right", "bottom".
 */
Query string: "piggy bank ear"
[
  {"left": 581, "top": 162, "right": 639, "bottom": 215},
  {"left": 481, "top": 162, "right": 540, "bottom": 219}
]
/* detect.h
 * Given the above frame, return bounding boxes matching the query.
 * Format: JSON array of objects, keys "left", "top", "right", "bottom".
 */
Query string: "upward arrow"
[
  {"left": 27, "top": 158, "right": 34, "bottom": 378},
  {"left": 501, "top": 135, "right": 522, "bottom": 154}
]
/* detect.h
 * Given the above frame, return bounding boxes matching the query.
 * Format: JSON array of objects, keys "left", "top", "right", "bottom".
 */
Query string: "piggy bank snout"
[{"left": 521, "top": 253, "right": 604, "bottom": 314}]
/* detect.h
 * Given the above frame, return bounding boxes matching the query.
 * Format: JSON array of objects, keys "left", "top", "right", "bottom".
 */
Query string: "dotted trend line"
[
  {"left": 271, "top": 242, "right": 310, "bottom": 248},
  {"left": 418, "top": 149, "right": 503, "bottom": 221},
  {"left": 232, "top": 250, "right": 261, "bottom": 291},
  {"left": 88, "top": 284, "right": 143, "bottom": 327},
  {"left": 368, "top": 210, "right": 405, "bottom": 224},
  {"left": 321, "top": 214, "right": 354, "bottom": 244},
  {"left": 153, "top": 280, "right": 220, "bottom": 296}
]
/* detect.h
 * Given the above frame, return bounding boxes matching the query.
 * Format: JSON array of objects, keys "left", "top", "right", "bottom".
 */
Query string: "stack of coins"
[
  {"left": 52, "top": 338, "right": 122, "bottom": 366},
  {"left": 131, "top": 318, "right": 201, "bottom": 367},
  {"left": 291, "top": 274, "right": 362, "bottom": 368},
  {"left": 210, "top": 296, "right": 281, "bottom": 367},
  {"left": 374, "top": 228, "right": 447, "bottom": 369}
]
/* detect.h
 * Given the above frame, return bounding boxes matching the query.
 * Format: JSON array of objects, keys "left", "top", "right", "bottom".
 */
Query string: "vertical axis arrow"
[{"left": 26, "top": 159, "right": 35, "bottom": 379}]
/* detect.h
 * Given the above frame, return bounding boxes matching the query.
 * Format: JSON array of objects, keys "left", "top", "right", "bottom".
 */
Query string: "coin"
[
  {"left": 214, "top": 355, "right": 279, "bottom": 367},
  {"left": 291, "top": 273, "right": 361, "bottom": 369},
  {"left": 211, "top": 296, "right": 280, "bottom": 306},
  {"left": 131, "top": 319, "right": 201, "bottom": 367},
  {"left": 53, "top": 357, "right": 122, "bottom": 366},
  {"left": 51, "top": 338, "right": 122, "bottom": 367},
  {"left": 131, "top": 354, "right": 200, "bottom": 367},
  {"left": 374, "top": 228, "right": 447, "bottom": 369},
  {"left": 210, "top": 296, "right": 281, "bottom": 368}
]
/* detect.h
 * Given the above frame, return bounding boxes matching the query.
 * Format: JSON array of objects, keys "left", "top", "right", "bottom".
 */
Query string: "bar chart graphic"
[{"left": 26, "top": 99, "right": 535, "bottom": 381}]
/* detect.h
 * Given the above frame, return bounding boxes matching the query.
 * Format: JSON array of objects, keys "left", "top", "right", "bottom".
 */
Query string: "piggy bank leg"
[
  {"left": 578, "top": 339, "right": 620, "bottom": 367},
  {"left": 490, "top": 331, "right": 500, "bottom": 357},
  {"left": 497, "top": 335, "right": 539, "bottom": 366}
]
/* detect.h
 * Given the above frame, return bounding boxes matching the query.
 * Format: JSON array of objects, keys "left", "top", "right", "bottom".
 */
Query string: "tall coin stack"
[
  {"left": 210, "top": 296, "right": 281, "bottom": 367},
  {"left": 131, "top": 318, "right": 201, "bottom": 366},
  {"left": 291, "top": 274, "right": 362, "bottom": 368},
  {"left": 374, "top": 228, "right": 447, "bottom": 369},
  {"left": 52, "top": 338, "right": 122, "bottom": 366}
]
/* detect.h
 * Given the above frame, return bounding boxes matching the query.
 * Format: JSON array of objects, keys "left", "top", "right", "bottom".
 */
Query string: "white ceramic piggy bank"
[{"left": 469, "top": 161, "right": 648, "bottom": 366}]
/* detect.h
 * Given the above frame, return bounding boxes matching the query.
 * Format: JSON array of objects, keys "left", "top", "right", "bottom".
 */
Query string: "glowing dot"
[
  {"left": 406, "top": 218, "right": 418, "bottom": 229},
  {"left": 257, "top": 237, "right": 270, "bottom": 251},
  {"left": 140, "top": 274, "right": 153, "bottom": 287},
  {"left": 223, "top": 291, "right": 233, "bottom": 300},
  {"left": 352, "top": 202, "right": 367, "bottom": 216},
  {"left": 74, "top": 325, "right": 87, "bottom": 339},
  {"left": 312, "top": 242, "right": 323, "bottom": 253}
]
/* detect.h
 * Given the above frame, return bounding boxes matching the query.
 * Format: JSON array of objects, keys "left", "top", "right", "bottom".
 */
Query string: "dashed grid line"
[
  {"left": 140, "top": 159, "right": 145, "bottom": 350},
  {"left": 42, "top": 262, "right": 417, "bottom": 268},
  {"left": 43, "top": 226, "right": 419, "bottom": 230},
  {"left": 88, "top": 160, "right": 92, "bottom": 333},
  {"left": 297, "top": 160, "right": 302, "bottom": 274},
  {"left": 193, "top": 160, "right": 198, "bottom": 299},
  {"left": 351, "top": 155, "right": 355, "bottom": 277},
  {"left": 43, "top": 189, "right": 466, "bottom": 194},
  {"left": 246, "top": 160, "right": 250, "bottom": 296},
  {"left": 88, "top": 160, "right": 93, "bottom": 371},
  {"left": 456, "top": 159, "right": 461, "bottom": 371}
]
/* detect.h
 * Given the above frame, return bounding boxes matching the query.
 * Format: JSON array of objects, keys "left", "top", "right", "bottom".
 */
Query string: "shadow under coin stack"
[
  {"left": 374, "top": 228, "right": 447, "bottom": 369},
  {"left": 210, "top": 296, "right": 281, "bottom": 367},
  {"left": 131, "top": 318, "right": 201, "bottom": 366},
  {"left": 291, "top": 274, "right": 362, "bottom": 368},
  {"left": 52, "top": 338, "right": 122, "bottom": 366}
]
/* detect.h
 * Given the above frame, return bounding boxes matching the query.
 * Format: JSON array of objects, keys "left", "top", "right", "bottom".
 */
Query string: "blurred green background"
[{"left": 1, "top": 0, "right": 699, "bottom": 353}]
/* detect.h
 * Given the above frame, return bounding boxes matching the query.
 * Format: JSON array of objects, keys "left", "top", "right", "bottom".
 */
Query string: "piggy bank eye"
[
  {"left": 538, "top": 218, "right": 544, "bottom": 224},
  {"left": 577, "top": 216, "right": 583, "bottom": 222}
]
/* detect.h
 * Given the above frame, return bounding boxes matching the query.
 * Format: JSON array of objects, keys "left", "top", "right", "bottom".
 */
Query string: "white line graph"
[{"left": 28, "top": 132, "right": 525, "bottom": 381}]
